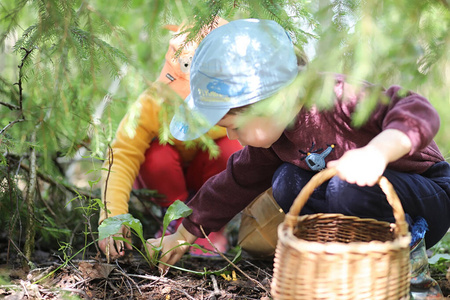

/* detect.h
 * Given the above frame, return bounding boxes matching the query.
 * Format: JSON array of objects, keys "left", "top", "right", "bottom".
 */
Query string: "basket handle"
[{"left": 284, "top": 167, "right": 409, "bottom": 236}]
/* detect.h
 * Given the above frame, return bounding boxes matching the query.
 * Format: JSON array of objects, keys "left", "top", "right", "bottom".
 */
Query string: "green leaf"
[
  {"left": 88, "top": 176, "right": 101, "bottom": 186},
  {"left": 162, "top": 200, "right": 192, "bottom": 233},
  {"left": 429, "top": 253, "right": 450, "bottom": 265},
  {"left": 98, "top": 213, "right": 142, "bottom": 240},
  {"left": 92, "top": 198, "right": 105, "bottom": 210}
]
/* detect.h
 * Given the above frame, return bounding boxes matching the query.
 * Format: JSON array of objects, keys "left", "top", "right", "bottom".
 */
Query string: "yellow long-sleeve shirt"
[
  {"left": 99, "top": 18, "right": 229, "bottom": 224},
  {"left": 99, "top": 86, "right": 227, "bottom": 224}
]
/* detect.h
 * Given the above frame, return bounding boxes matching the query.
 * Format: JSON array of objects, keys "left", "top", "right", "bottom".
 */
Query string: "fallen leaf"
[{"left": 78, "top": 261, "right": 115, "bottom": 279}]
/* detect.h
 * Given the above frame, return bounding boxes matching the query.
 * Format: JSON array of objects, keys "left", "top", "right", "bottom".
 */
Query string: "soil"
[
  {"left": 1, "top": 249, "right": 275, "bottom": 300},
  {"left": 0, "top": 248, "right": 449, "bottom": 299}
]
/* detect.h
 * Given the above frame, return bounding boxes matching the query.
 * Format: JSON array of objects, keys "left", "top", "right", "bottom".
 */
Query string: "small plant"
[
  {"left": 66, "top": 154, "right": 106, "bottom": 259},
  {"left": 98, "top": 200, "right": 242, "bottom": 275},
  {"left": 429, "top": 232, "right": 450, "bottom": 278},
  {"left": 98, "top": 200, "right": 192, "bottom": 266}
]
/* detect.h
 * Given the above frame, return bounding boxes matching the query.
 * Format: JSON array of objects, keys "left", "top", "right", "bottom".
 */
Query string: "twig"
[
  {"left": 106, "top": 280, "right": 120, "bottom": 294},
  {"left": 8, "top": 237, "right": 30, "bottom": 265},
  {"left": 19, "top": 161, "right": 92, "bottom": 199},
  {"left": 244, "top": 260, "right": 273, "bottom": 279},
  {"left": 128, "top": 274, "right": 198, "bottom": 299},
  {"left": 200, "top": 225, "right": 270, "bottom": 294},
  {"left": 0, "top": 100, "right": 20, "bottom": 110},
  {"left": 76, "top": 171, "right": 102, "bottom": 256},
  {"left": 103, "top": 144, "right": 113, "bottom": 220},
  {"left": 20, "top": 280, "right": 30, "bottom": 298},
  {"left": 14, "top": 47, "right": 34, "bottom": 118},
  {"left": 127, "top": 273, "right": 173, "bottom": 283},
  {"left": 83, "top": 211, "right": 101, "bottom": 255},
  {"left": 0, "top": 118, "right": 25, "bottom": 135},
  {"left": 210, "top": 274, "right": 221, "bottom": 296},
  {"left": 114, "top": 261, "right": 142, "bottom": 296},
  {"left": 103, "top": 145, "right": 113, "bottom": 264},
  {"left": 122, "top": 276, "right": 134, "bottom": 299},
  {"left": 35, "top": 183, "right": 58, "bottom": 219},
  {"left": 102, "top": 279, "right": 108, "bottom": 300},
  {"left": 172, "top": 287, "right": 197, "bottom": 300}
]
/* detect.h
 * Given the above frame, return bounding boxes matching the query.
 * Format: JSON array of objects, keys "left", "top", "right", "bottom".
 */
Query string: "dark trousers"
[{"left": 272, "top": 161, "right": 450, "bottom": 248}]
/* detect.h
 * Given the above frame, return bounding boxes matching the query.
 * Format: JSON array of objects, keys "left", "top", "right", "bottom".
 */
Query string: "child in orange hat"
[{"left": 98, "top": 17, "right": 241, "bottom": 258}]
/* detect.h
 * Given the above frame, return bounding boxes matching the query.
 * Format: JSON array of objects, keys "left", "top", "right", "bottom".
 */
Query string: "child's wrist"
[
  {"left": 177, "top": 223, "right": 198, "bottom": 244},
  {"left": 365, "top": 144, "right": 389, "bottom": 166}
]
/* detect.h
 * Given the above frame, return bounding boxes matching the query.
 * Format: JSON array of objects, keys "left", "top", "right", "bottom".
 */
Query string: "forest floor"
[
  {"left": 0, "top": 245, "right": 449, "bottom": 300},
  {"left": 1, "top": 248, "right": 275, "bottom": 299}
]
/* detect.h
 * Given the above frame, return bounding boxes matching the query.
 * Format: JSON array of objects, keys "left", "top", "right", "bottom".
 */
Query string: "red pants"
[{"left": 134, "top": 137, "right": 242, "bottom": 207}]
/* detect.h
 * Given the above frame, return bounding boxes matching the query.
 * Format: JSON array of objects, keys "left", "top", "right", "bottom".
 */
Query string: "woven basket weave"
[{"left": 271, "top": 168, "right": 412, "bottom": 300}]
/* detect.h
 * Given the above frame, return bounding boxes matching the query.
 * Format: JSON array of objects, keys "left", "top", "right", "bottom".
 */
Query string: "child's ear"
[{"left": 164, "top": 25, "right": 180, "bottom": 32}]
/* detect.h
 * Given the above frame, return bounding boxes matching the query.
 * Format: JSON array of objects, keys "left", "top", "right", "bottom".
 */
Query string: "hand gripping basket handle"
[{"left": 283, "top": 167, "right": 409, "bottom": 237}]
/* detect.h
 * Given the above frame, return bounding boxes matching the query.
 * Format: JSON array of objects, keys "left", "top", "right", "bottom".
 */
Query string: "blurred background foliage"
[{"left": 0, "top": 0, "right": 449, "bottom": 266}]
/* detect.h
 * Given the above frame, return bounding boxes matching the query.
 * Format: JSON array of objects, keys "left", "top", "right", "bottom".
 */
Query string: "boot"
[
  {"left": 237, "top": 188, "right": 285, "bottom": 258},
  {"left": 410, "top": 238, "right": 444, "bottom": 299}
]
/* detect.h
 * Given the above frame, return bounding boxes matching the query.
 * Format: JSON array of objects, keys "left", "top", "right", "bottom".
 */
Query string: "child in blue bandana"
[{"left": 148, "top": 18, "right": 449, "bottom": 298}]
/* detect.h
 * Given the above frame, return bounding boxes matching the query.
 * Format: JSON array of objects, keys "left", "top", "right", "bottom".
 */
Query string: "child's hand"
[
  {"left": 328, "top": 129, "right": 412, "bottom": 186},
  {"left": 327, "top": 145, "right": 388, "bottom": 186},
  {"left": 146, "top": 224, "right": 197, "bottom": 274},
  {"left": 98, "top": 225, "right": 132, "bottom": 258}
]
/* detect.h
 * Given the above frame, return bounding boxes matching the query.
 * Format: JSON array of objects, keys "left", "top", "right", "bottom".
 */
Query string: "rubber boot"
[
  {"left": 410, "top": 238, "right": 444, "bottom": 299},
  {"left": 237, "top": 188, "right": 285, "bottom": 258}
]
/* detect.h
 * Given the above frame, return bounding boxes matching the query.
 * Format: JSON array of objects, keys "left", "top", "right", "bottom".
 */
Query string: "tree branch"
[
  {"left": 103, "top": 144, "right": 113, "bottom": 220},
  {"left": 0, "top": 119, "right": 25, "bottom": 136},
  {"left": 0, "top": 101, "right": 20, "bottom": 110},
  {"left": 19, "top": 161, "right": 93, "bottom": 200},
  {"left": 14, "top": 47, "right": 34, "bottom": 119}
]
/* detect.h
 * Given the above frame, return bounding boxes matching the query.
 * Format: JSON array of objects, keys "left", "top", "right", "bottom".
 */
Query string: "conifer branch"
[
  {"left": 1, "top": 47, "right": 32, "bottom": 136},
  {"left": 0, "top": 0, "right": 28, "bottom": 45}
]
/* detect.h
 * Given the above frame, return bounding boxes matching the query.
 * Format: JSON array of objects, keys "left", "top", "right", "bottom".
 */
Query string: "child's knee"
[
  {"left": 325, "top": 176, "right": 392, "bottom": 218},
  {"left": 272, "top": 163, "right": 314, "bottom": 213},
  {"left": 325, "top": 176, "right": 361, "bottom": 213},
  {"left": 142, "top": 142, "right": 181, "bottom": 173}
]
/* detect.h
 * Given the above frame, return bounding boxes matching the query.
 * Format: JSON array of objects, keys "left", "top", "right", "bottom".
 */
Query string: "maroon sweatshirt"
[{"left": 183, "top": 76, "right": 445, "bottom": 237}]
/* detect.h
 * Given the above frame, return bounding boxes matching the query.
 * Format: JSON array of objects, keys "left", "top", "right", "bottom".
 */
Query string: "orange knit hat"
[{"left": 158, "top": 17, "right": 228, "bottom": 99}]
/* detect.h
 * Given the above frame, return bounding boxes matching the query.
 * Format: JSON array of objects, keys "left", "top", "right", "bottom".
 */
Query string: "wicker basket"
[{"left": 271, "top": 168, "right": 412, "bottom": 300}]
